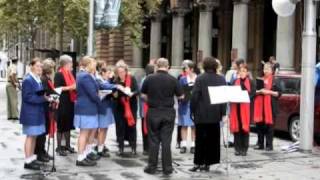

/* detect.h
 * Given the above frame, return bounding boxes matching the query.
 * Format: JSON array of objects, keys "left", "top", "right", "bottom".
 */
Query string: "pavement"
[{"left": 1, "top": 81, "right": 320, "bottom": 180}]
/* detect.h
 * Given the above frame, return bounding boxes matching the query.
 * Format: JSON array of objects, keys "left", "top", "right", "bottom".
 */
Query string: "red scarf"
[
  {"left": 230, "top": 78, "right": 251, "bottom": 133},
  {"left": 254, "top": 75, "right": 273, "bottom": 125},
  {"left": 143, "top": 103, "right": 149, "bottom": 135},
  {"left": 59, "top": 67, "right": 76, "bottom": 102},
  {"left": 47, "top": 79, "right": 57, "bottom": 138},
  {"left": 120, "top": 75, "right": 135, "bottom": 127}
]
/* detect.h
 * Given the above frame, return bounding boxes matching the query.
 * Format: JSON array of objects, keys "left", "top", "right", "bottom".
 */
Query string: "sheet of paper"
[
  {"left": 208, "top": 86, "right": 229, "bottom": 104},
  {"left": 54, "top": 87, "right": 62, "bottom": 95},
  {"left": 99, "top": 90, "right": 113, "bottom": 100},
  {"left": 120, "top": 87, "right": 134, "bottom": 97},
  {"left": 208, "top": 85, "right": 250, "bottom": 104},
  {"left": 229, "top": 89, "right": 250, "bottom": 103}
]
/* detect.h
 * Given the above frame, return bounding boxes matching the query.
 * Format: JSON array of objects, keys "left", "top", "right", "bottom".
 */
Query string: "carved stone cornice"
[
  {"left": 150, "top": 11, "right": 165, "bottom": 22},
  {"left": 197, "top": 0, "right": 220, "bottom": 12},
  {"left": 171, "top": 7, "right": 190, "bottom": 16},
  {"left": 233, "top": 0, "right": 250, "bottom": 5}
]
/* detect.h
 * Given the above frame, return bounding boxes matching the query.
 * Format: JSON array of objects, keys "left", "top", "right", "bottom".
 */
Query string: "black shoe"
[
  {"left": 56, "top": 147, "right": 68, "bottom": 156},
  {"left": 163, "top": 170, "right": 173, "bottom": 175},
  {"left": 117, "top": 148, "right": 124, "bottom": 156},
  {"left": 200, "top": 165, "right": 210, "bottom": 172},
  {"left": 228, "top": 141, "right": 234, "bottom": 147},
  {"left": 190, "top": 147, "right": 195, "bottom": 154},
  {"left": 37, "top": 155, "right": 50, "bottom": 162},
  {"left": 24, "top": 161, "right": 41, "bottom": 170},
  {"left": 266, "top": 147, "right": 273, "bottom": 151},
  {"left": 235, "top": 151, "right": 241, "bottom": 156},
  {"left": 64, "top": 146, "right": 76, "bottom": 153},
  {"left": 76, "top": 158, "right": 97, "bottom": 166},
  {"left": 180, "top": 147, "right": 187, "bottom": 154},
  {"left": 189, "top": 165, "right": 201, "bottom": 172},
  {"left": 31, "top": 160, "right": 44, "bottom": 166},
  {"left": 241, "top": 151, "right": 247, "bottom": 156},
  {"left": 97, "top": 151, "right": 110, "bottom": 158},
  {"left": 87, "top": 152, "right": 100, "bottom": 161},
  {"left": 254, "top": 145, "right": 264, "bottom": 150},
  {"left": 144, "top": 166, "right": 157, "bottom": 174}
]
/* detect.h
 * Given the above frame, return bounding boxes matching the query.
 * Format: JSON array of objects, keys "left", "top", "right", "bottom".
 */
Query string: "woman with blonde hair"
[
  {"left": 74, "top": 56, "right": 101, "bottom": 166},
  {"left": 113, "top": 60, "right": 139, "bottom": 156}
]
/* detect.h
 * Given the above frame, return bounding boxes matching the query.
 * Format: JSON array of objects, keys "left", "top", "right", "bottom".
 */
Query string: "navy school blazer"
[
  {"left": 20, "top": 74, "right": 46, "bottom": 126},
  {"left": 74, "top": 71, "right": 101, "bottom": 115}
]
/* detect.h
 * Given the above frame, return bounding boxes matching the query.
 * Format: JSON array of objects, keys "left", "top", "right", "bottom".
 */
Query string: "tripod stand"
[{"left": 40, "top": 111, "right": 57, "bottom": 175}]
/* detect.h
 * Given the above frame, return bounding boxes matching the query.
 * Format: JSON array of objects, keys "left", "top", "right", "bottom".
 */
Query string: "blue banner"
[{"left": 94, "top": 0, "right": 121, "bottom": 29}]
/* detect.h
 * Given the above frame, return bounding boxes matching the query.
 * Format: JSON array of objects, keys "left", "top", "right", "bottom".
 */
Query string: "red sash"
[
  {"left": 47, "top": 79, "right": 57, "bottom": 138},
  {"left": 230, "top": 78, "right": 251, "bottom": 133},
  {"left": 59, "top": 67, "right": 76, "bottom": 102},
  {"left": 143, "top": 103, "right": 149, "bottom": 135},
  {"left": 120, "top": 75, "right": 136, "bottom": 127},
  {"left": 254, "top": 75, "right": 273, "bottom": 125}
]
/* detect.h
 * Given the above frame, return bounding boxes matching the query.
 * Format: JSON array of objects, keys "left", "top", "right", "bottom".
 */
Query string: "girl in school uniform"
[
  {"left": 96, "top": 66, "right": 123, "bottom": 157},
  {"left": 20, "top": 58, "right": 52, "bottom": 170},
  {"left": 178, "top": 60, "right": 197, "bottom": 154},
  {"left": 74, "top": 56, "right": 101, "bottom": 166}
]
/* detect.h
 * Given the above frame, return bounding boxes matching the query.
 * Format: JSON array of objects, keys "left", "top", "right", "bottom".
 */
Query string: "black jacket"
[
  {"left": 190, "top": 72, "right": 227, "bottom": 124},
  {"left": 270, "top": 77, "right": 282, "bottom": 118}
]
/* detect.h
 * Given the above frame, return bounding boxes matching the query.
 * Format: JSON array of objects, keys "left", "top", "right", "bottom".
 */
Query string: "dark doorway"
[{"left": 262, "top": 0, "right": 277, "bottom": 62}]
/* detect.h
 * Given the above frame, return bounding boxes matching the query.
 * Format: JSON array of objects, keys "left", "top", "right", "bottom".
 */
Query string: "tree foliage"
[{"left": 0, "top": 0, "right": 163, "bottom": 51}]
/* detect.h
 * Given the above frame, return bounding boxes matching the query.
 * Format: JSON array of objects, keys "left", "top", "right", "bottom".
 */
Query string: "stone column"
[
  {"left": 132, "top": 43, "right": 142, "bottom": 68},
  {"left": 232, "top": 0, "right": 249, "bottom": 60},
  {"left": 198, "top": 2, "right": 217, "bottom": 59},
  {"left": 150, "top": 15, "right": 162, "bottom": 60},
  {"left": 276, "top": 13, "right": 295, "bottom": 71},
  {"left": 171, "top": 9, "right": 187, "bottom": 67}
]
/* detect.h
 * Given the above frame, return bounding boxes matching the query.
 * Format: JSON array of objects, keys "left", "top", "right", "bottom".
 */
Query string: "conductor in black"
[{"left": 141, "top": 58, "right": 183, "bottom": 175}]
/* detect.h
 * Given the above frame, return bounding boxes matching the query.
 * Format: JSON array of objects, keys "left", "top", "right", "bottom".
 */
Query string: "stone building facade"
[{"left": 95, "top": 0, "right": 313, "bottom": 77}]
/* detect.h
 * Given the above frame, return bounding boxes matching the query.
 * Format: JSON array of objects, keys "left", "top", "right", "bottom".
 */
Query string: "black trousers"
[
  {"left": 114, "top": 110, "right": 137, "bottom": 150},
  {"left": 234, "top": 130, "right": 249, "bottom": 153},
  {"left": 194, "top": 123, "right": 220, "bottom": 166},
  {"left": 147, "top": 108, "right": 175, "bottom": 171},
  {"left": 176, "top": 126, "right": 182, "bottom": 145},
  {"left": 256, "top": 123, "right": 273, "bottom": 149},
  {"left": 35, "top": 133, "right": 46, "bottom": 156},
  {"left": 141, "top": 117, "right": 148, "bottom": 152}
]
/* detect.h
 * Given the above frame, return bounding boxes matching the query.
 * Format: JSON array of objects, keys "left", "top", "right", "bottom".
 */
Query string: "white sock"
[
  {"left": 24, "top": 156, "right": 34, "bottom": 164},
  {"left": 191, "top": 141, "right": 195, "bottom": 147},
  {"left": 77, "top": 153, "right": 86, "bottom": 161},
  {"left": 84, "top": 145, "right": 91, "bottom": 156},
  {"left": 181, "top": 141, "right": 187, "bottom": 147},
  {"left": 31, "top": 155, "right": 37, "bottom": 161},
  {"left": 98, "top": 145, "right": 104, "bottom": 153}
]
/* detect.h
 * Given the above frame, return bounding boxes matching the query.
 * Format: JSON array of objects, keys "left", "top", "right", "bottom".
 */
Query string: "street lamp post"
[
  {"left": 272, "top": 0, "right": 318, "bottom": 151},
  {"left": 87, "top": 0, "right": 94, "bottom": 56},
  {"left": 300, "top": 0, "right": 317, "bottom": 152}
]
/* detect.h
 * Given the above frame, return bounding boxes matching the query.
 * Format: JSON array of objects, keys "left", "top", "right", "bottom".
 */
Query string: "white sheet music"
[
  {"left": 54, "top": 87, "right": 63, "bottom": 95},
  {"left": 208, "top": 86, "right": 250, "bottom": 104}
]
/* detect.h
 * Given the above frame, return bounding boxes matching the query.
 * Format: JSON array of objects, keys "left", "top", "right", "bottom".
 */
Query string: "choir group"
[{"left": 18, "top": 55, "right": 281, "bottom": 175}]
